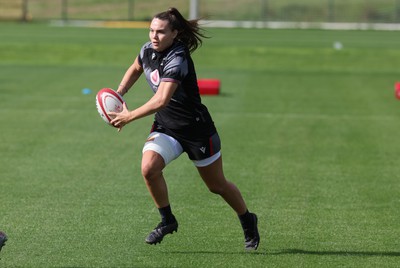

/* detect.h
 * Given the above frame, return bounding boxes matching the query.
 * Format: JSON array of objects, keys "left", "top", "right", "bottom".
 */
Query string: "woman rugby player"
[{"left": 109, "top": 7, "right": 260, "bottom": 250}]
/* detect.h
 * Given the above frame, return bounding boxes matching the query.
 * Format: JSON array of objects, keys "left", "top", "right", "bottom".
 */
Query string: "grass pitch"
[{"left": 0, "top": 23, "right": 400, "bottom": 267}]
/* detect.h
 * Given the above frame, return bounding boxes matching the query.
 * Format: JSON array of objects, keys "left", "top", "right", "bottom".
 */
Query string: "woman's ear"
[{"left": 172, "top": 29, "right": 179, "bottom": 39}]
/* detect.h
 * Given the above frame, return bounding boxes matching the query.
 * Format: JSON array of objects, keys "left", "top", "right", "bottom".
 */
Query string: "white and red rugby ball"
[{"left": 96, "top": 88, "right": 125, "bottom": 126}]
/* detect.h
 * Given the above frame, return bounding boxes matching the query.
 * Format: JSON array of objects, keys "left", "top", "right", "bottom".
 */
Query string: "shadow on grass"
[
  {"left": 167, "top": 250, "right": 267, "bottom": 256},
  {"left": 273, "top": 249, "right": 400, "bottom": 257},
  {"left": 167, "top": 249, "right": 400, "bottom": 257}
]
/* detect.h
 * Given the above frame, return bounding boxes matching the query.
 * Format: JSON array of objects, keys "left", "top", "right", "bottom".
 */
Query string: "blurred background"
[{"left": 1, "top": 0, "right": 400, "bottom": 24}]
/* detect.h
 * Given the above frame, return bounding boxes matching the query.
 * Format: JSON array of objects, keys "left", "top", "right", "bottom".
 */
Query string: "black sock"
[
  {"left": 158, "top": 205, "right": 176, "bottom": 225},
  {"left": 238, "top": 210, "right": 253, "bottom": 230}
]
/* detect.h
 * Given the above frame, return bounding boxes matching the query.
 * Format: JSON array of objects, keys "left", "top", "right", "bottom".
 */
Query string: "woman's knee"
[
  {"left": 208, "top": 186, "right": 223, "bottom": 195},
  {"left": 207, "top": 180, "right": 230, "bottom": 195},
  {"left": 141, "top": 152, "right": 165, "bottom": 181},
  {"left": 141, "top": 161, "right": 162, "bottom": 181}
]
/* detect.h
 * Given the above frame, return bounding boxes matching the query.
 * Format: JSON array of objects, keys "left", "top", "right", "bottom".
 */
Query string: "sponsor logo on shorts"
[{"left": 199, "top": 147, "right": 206, "bottom": 153}]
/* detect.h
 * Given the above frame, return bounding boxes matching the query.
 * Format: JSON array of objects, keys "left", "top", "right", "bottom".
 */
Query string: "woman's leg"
[
  {"left": 196, "top": 155, "right": 260, "bottom": 250},
  {"left": 196, "top": 156, "right": 247, "bottom": 215},
  {"left": 141, "top": 150, "right": 169, "bottom": 208},
  {"left": 141, "top": 150, "right": 178, "bottom": 244}
]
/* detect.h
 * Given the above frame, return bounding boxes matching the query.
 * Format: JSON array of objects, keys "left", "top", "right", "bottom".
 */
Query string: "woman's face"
[{"left": 149, "top": 18, "right": 178, "bottom": 52}]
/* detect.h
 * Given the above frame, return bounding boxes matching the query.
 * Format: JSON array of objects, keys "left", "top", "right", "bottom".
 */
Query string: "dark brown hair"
[{"left": 154, "top": 7, "right": 207, "bottom": 53}]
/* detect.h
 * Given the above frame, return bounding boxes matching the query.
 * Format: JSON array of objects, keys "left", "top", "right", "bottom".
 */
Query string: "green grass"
[
  {"left": 19, "top": 0, "right": 400, "bottom": 22},
  {"left": 1, "top": 22, "right": 400, "bottom": 267}
]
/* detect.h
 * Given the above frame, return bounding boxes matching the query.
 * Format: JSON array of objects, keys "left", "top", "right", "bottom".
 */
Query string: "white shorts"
[{"left": 142, "top": 132, "right": 221, "bottom": 167}]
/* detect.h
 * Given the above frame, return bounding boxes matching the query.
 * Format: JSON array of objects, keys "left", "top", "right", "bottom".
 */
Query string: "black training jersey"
[{"left": 138, "top": 41, "right": 216, "bottom": 136}]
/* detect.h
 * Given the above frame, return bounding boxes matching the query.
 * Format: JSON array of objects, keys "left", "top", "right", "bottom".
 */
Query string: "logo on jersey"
[
  {"left": 150, "top": 69, "right": 160, "bottom": 86},
  {"left": 200, "top": 147, "right": 206, "bottom": 154}
]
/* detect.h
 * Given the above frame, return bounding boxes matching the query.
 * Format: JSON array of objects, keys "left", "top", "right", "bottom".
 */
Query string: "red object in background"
[
  {"left": 198, "top": 79, "right": 220, "bottom": 95},
  {"left": 395, "top": 82, "right": 400, "bottom": 99}
]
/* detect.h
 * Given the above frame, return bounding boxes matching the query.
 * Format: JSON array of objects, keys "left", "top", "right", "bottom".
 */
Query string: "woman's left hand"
[{"left": 109, "top": 102, "right": 130, "bottom": 132}]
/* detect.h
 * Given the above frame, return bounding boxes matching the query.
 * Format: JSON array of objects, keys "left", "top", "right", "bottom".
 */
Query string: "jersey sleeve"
[
  {"left": 161, "top": 49, "right": 188, "bottom": 84},
  {"left": 138, "top": 42, "right": 151, "bottom": 67},
  {"left": 138, "top": 53, "right": 143, "bottom": 67}
]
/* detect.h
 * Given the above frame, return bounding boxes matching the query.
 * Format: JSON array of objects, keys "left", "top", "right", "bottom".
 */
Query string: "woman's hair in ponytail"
[{"left": 154, "top": 7, "right": 207, "bottom": 53}]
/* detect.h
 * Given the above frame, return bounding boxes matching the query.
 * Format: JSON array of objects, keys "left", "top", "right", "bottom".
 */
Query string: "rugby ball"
[{"left": 96, "top": 88, "right": 125, "bottom": 126}]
